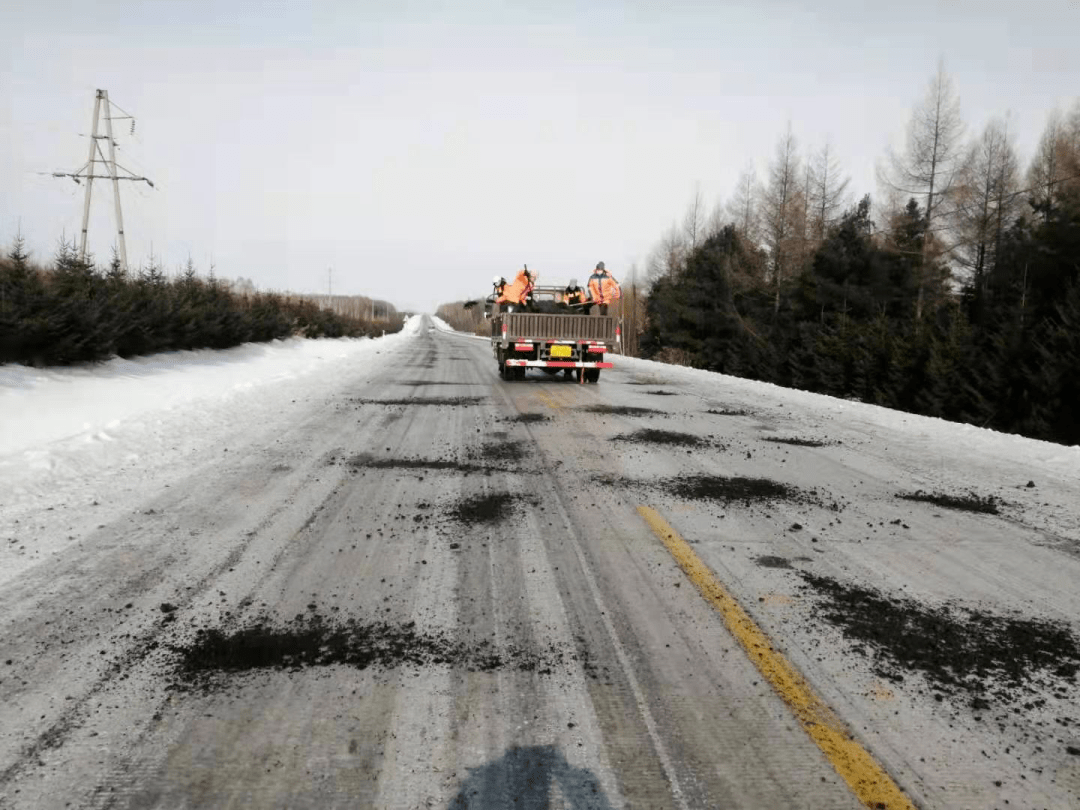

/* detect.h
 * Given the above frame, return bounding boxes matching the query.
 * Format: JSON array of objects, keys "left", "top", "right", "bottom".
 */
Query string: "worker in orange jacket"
[
  {"left": 587, "top": 261, "right": 621, "bottom": 315},
  {"left": 496, "top": 267, "right": 536, "bottom": 313}
]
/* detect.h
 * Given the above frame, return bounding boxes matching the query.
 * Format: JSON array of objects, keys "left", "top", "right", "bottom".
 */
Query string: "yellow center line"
[
  {"left": 532, "top": 389, "right": 563, "bottom": 411},
  {"left": 636, "top": 505, "right": 917, "bottom": 810}
]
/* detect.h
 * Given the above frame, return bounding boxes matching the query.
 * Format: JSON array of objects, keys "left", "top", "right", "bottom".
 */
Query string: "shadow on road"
[{"left": 449, "top": 745, "right": 614, "bottom": 809}]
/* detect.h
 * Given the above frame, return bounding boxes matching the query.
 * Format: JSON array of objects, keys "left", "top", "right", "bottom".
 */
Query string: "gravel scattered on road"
[
  {"left": 898, "top": 490, "right": 1002, "bottom": 515},
  {"left": 798, "top": 572, "right": 1080, "bottom": 710}
]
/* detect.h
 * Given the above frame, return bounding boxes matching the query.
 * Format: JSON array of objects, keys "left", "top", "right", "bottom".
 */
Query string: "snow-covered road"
[{"left": 1, "top": 315, "right": 1078, "bottom": 808}]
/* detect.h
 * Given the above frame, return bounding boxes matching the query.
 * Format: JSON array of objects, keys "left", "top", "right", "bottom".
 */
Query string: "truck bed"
[{"left": 492, "top": 313, "right": 616, "bottom": 343}]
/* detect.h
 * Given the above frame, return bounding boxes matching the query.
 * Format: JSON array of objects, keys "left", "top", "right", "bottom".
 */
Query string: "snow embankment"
[{"left": 0, "top": 317, "right": 422, "bottom": 584}]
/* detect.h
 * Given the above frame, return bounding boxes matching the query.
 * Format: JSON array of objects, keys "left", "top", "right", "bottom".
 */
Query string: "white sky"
[{"left": 2, "top": 1, "right": 1078, "bottom": 312}]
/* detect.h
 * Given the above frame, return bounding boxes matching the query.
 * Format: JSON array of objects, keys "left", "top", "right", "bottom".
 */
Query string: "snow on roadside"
[
  {"left": 612, "top": 354, "right": 1080, "bottom": 480},
  {"left": 0, "top": 316, "right": 422, "bottom": 586},
  {"left": 429, "top": 315, "right": 488, "bottom": 340}
]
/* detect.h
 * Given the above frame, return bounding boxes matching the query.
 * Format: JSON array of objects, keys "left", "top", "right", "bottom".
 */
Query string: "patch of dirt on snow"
[
  {"left": 612, "top": 429, "right": 705, "bottom": 448},
  {"left": 346, "top": 454, "right": 493, "bottom": 475},
  {"left": 579, "top": 405, "right": 663, "bottom": 417},
  {"left": 394, "top": 380, "right": 484, "bottom": 387},
  {"left": 755, "top": 555, "right": 795, "bottom": 569},
  {"left": 661, "top": 474, "right": 813, "bottom": 505},
  {"left": 644, "top": 390, "right": 677, "bottom": 396},
  {"left": 449, "top": 493, "right": 538, "bottom": 527},
  {"left": 591, "top": 472, "right": 825, "bottom": 509},
  {"left": 706, "top": 407, "right": 751, "bottom": 417},
  {"left": 503, "top": 412, "right": 550, "bottom": 424},
  {"left": 349, "top": 396, "right": 484, "bottom": 407},
  {"left": 470, "top": 443, "right": 526, "bottom": 463},
  {"left": 898, "top": 489, "right": 1002, "bottom": 515},
  {"left": 762, "top": 436, "right": 833, "bottom": 447},
  {"left": 168, "top": 614, "right": 592, "bottom": 692},
  {"left": 798, "top": 573, "right": 1080, "bottom": 709}
]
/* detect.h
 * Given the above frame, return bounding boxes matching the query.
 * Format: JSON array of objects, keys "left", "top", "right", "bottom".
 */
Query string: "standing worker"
[
  {"left": 563, "top": 278, "right": 587, "bottom": 309},
  {"left": 587, "top": 261, "right": 621, "bottom": 315},
  {"left": 496, "top": 267, "right": 537, "bottom": 313}
]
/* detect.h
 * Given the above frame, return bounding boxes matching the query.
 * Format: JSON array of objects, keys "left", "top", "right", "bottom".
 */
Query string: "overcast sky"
[{"left": 2, "top": 1, "right": 1078, "bottom": 312}]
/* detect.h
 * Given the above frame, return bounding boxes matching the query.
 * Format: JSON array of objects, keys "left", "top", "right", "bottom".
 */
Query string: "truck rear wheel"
[{"left": 585, "top": 369, "right": 600, "bottom": 383}]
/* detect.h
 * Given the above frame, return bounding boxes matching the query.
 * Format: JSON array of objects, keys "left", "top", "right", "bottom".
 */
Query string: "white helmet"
[
  {"left": 568, "top": 278, "right": 578, "bottom": 288},
  {"left": 492, "top": 275, "right": 502, "bottom": 284}
]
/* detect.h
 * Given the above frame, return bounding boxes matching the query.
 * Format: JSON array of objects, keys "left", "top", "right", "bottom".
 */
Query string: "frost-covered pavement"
[{"left": 0, "top": 314, "right": 1078, "bottom": 809}]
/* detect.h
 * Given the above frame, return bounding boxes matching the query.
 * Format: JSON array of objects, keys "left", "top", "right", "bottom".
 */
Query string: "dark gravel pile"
[
  {"left": 347, "top": 455, "right": 491, "bottom": 475},
  {"left": 799, "top": 573, "right": 1080, "bottom": 708},
  {"left": 450, "top": 493, "right": 519, "bottom": 526},
  {"left": 471, "top": 443, "right": 526, "bottom": 463},
  {"left": 755, "top": 555, "right": 795, "bottom": 569},
  {"left": 762, "top": 437, "right": 830, "bottom": 447},
  {"left": 660, "top": 474, "right": 808, "bottom": 505},
  {"left": 898, "top": 490, "right": 1002, "bottom": 515},
  {"left": 349, "top": 397, "right": 484, "bottom": 407},
  {"left": 612, "top": 429, "right": 705, "bottom": 448},
  {"left": 506, "top": 413, "right": 550, "bottom": 423},
  {"left": 579, "top": 405, "right": 663, "bottom": 417},
  {"left": 168, "top": 614, "right": 589, "bottom": 692},
  {"left": 394, "top": 381, "right": 483, "bottom": 387}
]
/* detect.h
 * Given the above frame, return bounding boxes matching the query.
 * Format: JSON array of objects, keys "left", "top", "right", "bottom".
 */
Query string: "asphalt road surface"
[{"left": 2, "top": 317, "right": 1078, "bottom": 809}]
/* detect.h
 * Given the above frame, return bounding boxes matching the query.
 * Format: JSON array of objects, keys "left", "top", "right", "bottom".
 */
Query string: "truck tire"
[{"left": 585, "top": 369, "right": 600, "bottom": 383}]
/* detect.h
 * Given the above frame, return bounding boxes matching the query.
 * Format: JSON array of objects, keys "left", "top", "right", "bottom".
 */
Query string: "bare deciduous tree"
[
  {"left": 705, "top": 196, "right": 728, "bottom": 239},
  {"left": 879, "top": 62, "right": 965, "bottom": 320},
  {"left": 1026, "top": 109, "right": 1075, "bottom": 220},
  {"left": 807, "top": 141, "right": 851, "bottom": 240},
  {"left": 646, "top": 223, "right": 687, "bottom": 284},
  {"left": 759, "top": 125, "right": 804, "bottom": 313},
  {"left": 619, "top": 263, "right": 647, "bottom": 357},
  {"left": 1065, "top": 100, "right": 1080, "bottom": 178},
  {"left": 726, "top": 165, "right": 761, "bottom": 245},
  {"left": 682, "top": 185, "right": 706, "bottom": 253},
  {"left": 954, "top": 117, "right": 1021, "bottom": 288}
]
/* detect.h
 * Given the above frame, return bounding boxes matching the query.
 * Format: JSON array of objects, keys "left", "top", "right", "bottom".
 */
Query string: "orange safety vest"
[
  {"left": 497, "top": 269, "right": 532, "bottom": 305},
  {"left": 564, "top": 287, "right": 586, "bottom": 305},
  {"left": 587, "top": 271, "right": 621, "bottom": 304}
]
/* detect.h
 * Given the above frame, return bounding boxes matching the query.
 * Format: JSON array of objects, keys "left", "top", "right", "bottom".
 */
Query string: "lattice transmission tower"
[{"left": 52, "top": 89, "right": 154, "bottom": 272}]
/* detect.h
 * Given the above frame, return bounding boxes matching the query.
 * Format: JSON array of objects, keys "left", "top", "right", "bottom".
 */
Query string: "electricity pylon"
[{"left": 53, "top": 89, "right": 154, "bottom": 272}]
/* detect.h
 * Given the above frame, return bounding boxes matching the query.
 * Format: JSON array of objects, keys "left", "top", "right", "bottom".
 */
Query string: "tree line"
[
  {"left": 637, "top": 65, "right": 1080, "bottom": 445},
  {"left": 0, "top": 239, "right": 402, "bottom": 366}
]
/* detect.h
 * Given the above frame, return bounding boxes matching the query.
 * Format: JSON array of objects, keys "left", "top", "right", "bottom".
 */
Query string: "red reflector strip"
[
  {"left": 514, "top": 343, "right": 533, "bottom": 351},
  {"left": 524, "top": 361, "right": 616, "bottom": 368},
  {"left": 586, "top": 345, "right": 605, "bottom": 352}
]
